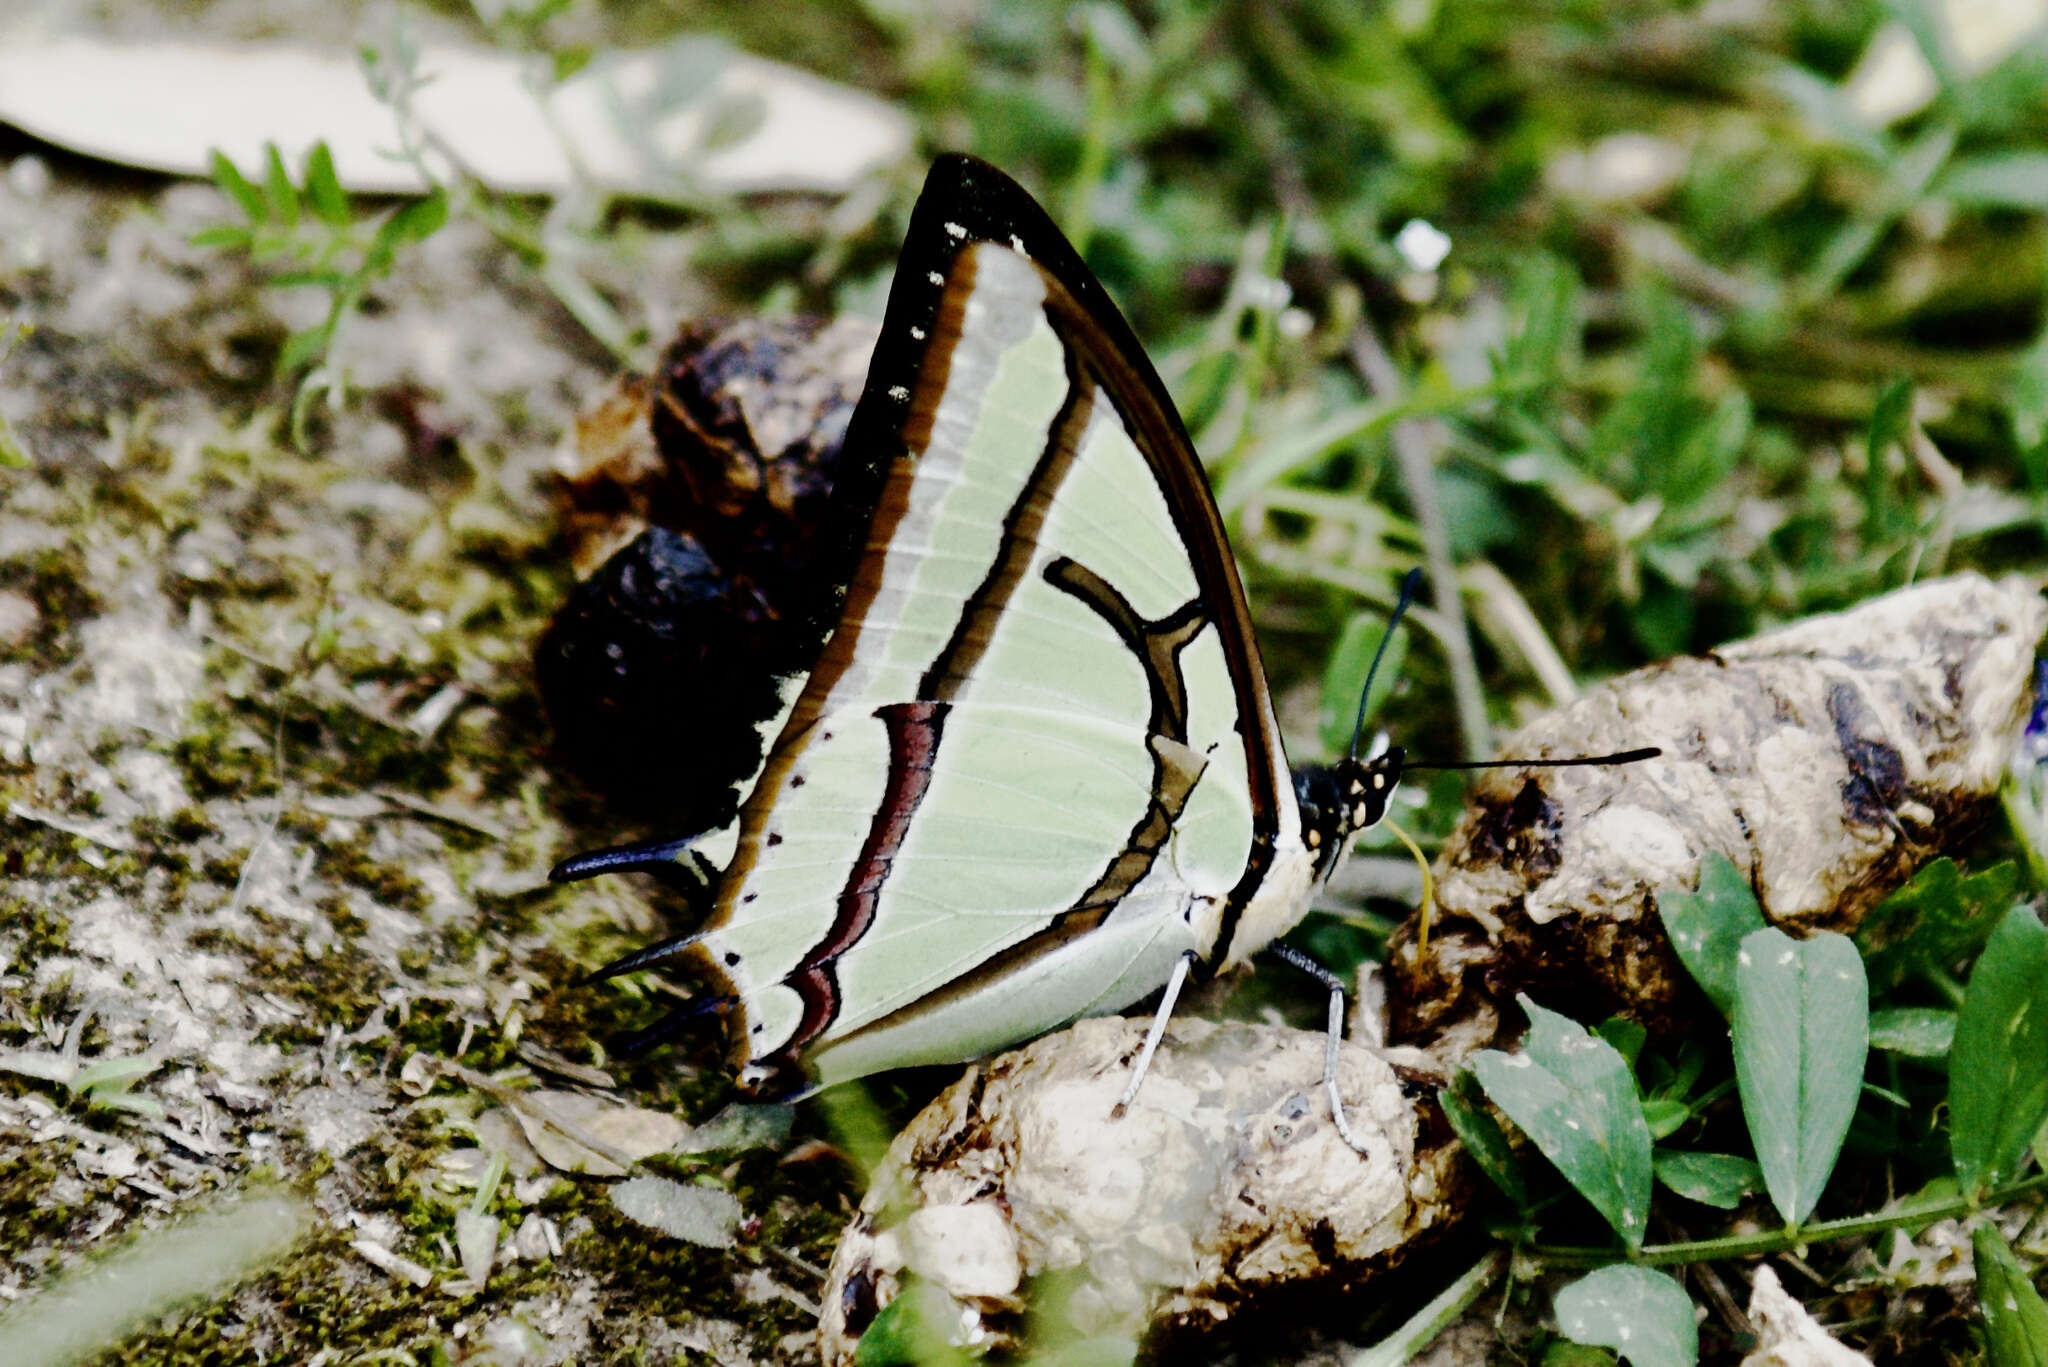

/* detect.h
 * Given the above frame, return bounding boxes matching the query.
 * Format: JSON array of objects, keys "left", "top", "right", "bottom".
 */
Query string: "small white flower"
[{"left": 1393, "top": 218, "right": 1452, "bottom": 273}]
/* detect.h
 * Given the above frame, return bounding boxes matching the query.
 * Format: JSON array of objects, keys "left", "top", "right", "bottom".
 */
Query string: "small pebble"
[
  {"left": 7, "top": 155, "right": 51, "bottom": 199},
  {"left": 0, "top": 590, "right": 38, "bottom": 646}
]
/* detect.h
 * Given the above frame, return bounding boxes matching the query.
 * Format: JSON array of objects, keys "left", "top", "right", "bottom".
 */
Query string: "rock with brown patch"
[{"left": 1387, "top": 573, "right": 2047, "bottom": 1059}]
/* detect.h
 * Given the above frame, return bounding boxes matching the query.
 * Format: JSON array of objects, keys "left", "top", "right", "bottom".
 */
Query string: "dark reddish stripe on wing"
[{"left": 781, "top": 700, "right": 951, "bottom": 1052}]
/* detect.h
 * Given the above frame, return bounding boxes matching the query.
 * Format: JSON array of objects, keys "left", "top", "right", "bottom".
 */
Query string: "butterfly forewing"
[{"left": 694, "top": 157, "right": 1304, "bottom": 1091}]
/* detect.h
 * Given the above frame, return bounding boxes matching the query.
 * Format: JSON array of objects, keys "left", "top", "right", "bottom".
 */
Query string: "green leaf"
[
  {"left": 1554, "top": 1265, "right": 1698, "bottom": 1367},
  {"left": 368, "top": 189, "right": 450, "bottom": 270},
  {"left": 1470, "top": 997, "right": 1654, "bottom": 1250},
  {"left": 1590, "top": 288, "right": 1698, "bottom": 498},
  {"left": 1862, "top": 376, "right": 1914, "bottom": 543},
  {"left": 1017, "top": 1337, "right": 1140, "bottom": 1367},
  {"left": 1318, "top": 611, "right": 1406, "bottom": 755},
  {"left": 208, "top": 148, "right": 267, "bottom": 223},
  {"left": 1653, "top": 1151, "right": 1763, "bottom": 1209},
  {"left": 303, "top": 143, "right": 351, "bottom": 226},
  {"left": 1973, "top": 1223, "right": 2048, "bottom": 1367},
  {"left": 187, "top": 224, "right": 253, "bottom": 251},
  {"left": 853, "top": 1280, "right": 973, "bottom": 1367},
  {"left": 275, "top": 323, "right": 333, "bottom": 381},
  {"left": 267, "top": 270, "right": 354, "bottom": 291},
  {"left": 1440, "top": 1070, "right": 1528, "bottom": 1212},
  {"left": 1854, "top": 858, "right": 2019, "bottom": 993},
  {"left": 261, "top": 143, "right": 300, "bottom": 228},
  {"left": 1657, "top": 853, "right": 1765, "bottom": 1017},
  {"left": 1868, "top": 1007, "right": 1955, "bottom": 1058},
  {"left": 1174, "top": 349, "right": 1239, "bottom": 441},
  {"left": 1866, "top": 375, "right": 1914, "bottom": 468},
  {"left": 2012, "top": 328, "right": 2048, "bottom": 459},
  {"left": 1732, "top": 928, "right": 1869, "bottom": 1227},
  {"left": 1501, "top": 252, "right": 1582, "bottom": 387},
  {"left": 70, "top": 1055, "right": 158, "bottom": 1094},
  {"left": 1950, "top": 907, "right": 2048, "bottom": 1196},
  {"left": 1639, "top": 1098, "right": 1690, "bottom": 1140},
  {"left": 1596, "top": 1018, "right": 1647, "bottom": 1069},
  {"left": 1663, "top": 389, "right": 1750, "bottom": 515},
  {"left": 87, "top": 1089, "right": 164, "bottom": 1116},
  {"left": 1937, "top": 152, "right": 2048, "bottom": 210},
  {"left": 607, "top": 1175, "right": 741, "bottom": 1249}
]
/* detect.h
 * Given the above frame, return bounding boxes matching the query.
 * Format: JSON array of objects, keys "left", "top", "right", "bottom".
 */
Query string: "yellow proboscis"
[{"left": 1382, "top": 815, "right": 1436, "bottom": 953}]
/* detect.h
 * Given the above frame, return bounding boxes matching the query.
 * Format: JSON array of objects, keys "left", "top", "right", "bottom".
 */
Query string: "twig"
[
  {"left": 1350, "top": 320, "right": 1491, "bottom": 759},
  {"left": 372, "top": 788, "right": 511, "bottom": 842},
  {"left": 1344, "top": 1250, "right": 1505, "bottom": 1367},
  {"left": 1462, "top": 560, "right": 1578, "bottom": 706},
  {"left": 1524, "top": 1171, "right": 2048, "bottom": 1268},
  {"left": 5, "top": 802, "right": 136, "bottom": 854}
]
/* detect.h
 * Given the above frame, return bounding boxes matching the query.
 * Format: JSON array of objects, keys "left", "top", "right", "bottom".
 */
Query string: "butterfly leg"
[
  {"left": 1265, "top": 942, "right": 1374, "bottom": 1155},
  {"left": 1110, "top": 949, "right": 1198, "bottom": 1120}
]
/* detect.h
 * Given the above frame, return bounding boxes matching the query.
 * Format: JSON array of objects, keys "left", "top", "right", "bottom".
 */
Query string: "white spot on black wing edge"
[{"left": 888, "top": 385, "right": 910, "bottom": 402}]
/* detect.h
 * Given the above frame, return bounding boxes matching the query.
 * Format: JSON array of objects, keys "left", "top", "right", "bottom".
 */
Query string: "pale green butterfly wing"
[{"left": 686, "top": 156, "right": 1310, "bottom": 1093}]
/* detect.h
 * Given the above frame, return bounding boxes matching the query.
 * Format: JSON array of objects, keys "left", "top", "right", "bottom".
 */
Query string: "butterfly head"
[{"left": 1295, "top": 745, "right": 1405, "bottom": 883}]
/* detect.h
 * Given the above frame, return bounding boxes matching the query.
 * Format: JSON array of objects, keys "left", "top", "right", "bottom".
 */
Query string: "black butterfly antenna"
[
  {"left": 1349, "top": 568, "right": 1661, "bottom": 775},
  {"left": 1348, "top": 568, "right": 1426, "bottom": 762},
  {"left": 1405, "top": 747, "right": 1662, "bottom": 771}
]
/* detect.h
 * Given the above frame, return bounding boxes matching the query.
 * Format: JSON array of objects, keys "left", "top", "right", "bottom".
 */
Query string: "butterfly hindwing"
[{"left": 687, "top": 157, "right": 1308, "bottom": 1092}]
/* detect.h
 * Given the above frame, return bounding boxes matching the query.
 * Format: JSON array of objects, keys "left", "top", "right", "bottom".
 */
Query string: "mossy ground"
[{"left": 0, "top": 10, "right": 852, "bottom": 1364}]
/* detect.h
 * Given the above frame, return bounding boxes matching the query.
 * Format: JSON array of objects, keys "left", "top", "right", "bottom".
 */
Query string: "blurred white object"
[
  {"left": 0, "top": 35, "right": 910, "bottom": 197},
  {"left": 1546, "top": 131, "right": 1686, "bottom": 206},
  {"left": 1393, "top": 218, "right": 1452, "bottom": 273},
  {"left": 1740, "top": 1265, "right": 1874, "bottom": 1367},
  {"left": 1844, "top": 0, "right": 2048, "bottom": 126}
]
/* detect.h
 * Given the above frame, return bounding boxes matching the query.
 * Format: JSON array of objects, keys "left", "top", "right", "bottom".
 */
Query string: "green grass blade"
[{"left": 0, "top": 1189, "right": 312, "bottom": 1366}]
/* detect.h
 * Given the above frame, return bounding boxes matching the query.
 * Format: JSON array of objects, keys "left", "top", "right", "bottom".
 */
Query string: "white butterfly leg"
[
  {"left": 1267, "top": 942, "right": 1373, "bottom": 1155},
  {"left": 1110, "top": 949, "right": 1197, "bottom": 1119}
]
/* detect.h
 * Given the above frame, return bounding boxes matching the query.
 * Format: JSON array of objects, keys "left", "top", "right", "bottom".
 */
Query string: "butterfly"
[{"left": 554, "top": 155, "right": 1646, "bottom": 1138}]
